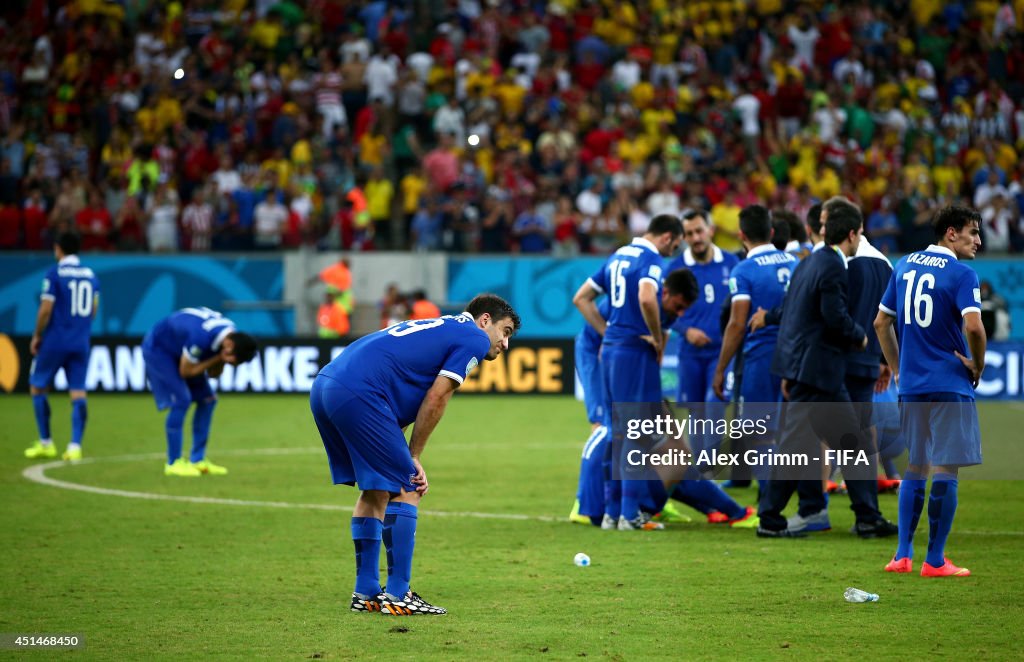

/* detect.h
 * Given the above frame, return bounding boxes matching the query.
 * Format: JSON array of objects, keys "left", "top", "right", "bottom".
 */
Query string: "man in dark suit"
[{"left": 756, "top": 197, "right": 898, "bottom": 538}]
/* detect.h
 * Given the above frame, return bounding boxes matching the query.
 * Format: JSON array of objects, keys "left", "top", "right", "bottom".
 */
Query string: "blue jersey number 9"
[{"left": 388, "top": 319, "right": 445, "bottom": 337}]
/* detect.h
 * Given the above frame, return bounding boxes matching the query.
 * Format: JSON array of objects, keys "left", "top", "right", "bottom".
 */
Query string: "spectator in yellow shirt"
[
  {"left": 807, "top": 163, "right": 840, "bottom": 200},
  {"left": 365, "top": 166, "right": 395, "bottom": 248},
  {"left": 400, "top": 168, "right": 428, "bottom": 241},
  {"left": 711, "top": 191, "right": 742, "bottom": 252}
]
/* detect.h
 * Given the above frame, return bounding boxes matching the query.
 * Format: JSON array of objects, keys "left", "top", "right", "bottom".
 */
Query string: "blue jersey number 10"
[{"left": 68, "top": 280, "right": 94, "bottom": 317}]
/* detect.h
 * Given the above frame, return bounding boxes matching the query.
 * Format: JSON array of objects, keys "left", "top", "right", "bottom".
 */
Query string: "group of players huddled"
[{"left": 570, "top": 200, "right": 984, "bottom": 578}]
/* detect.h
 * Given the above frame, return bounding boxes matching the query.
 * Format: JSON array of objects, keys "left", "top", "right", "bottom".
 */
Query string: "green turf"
[{"left": 1, "top": 394, "right": 1022, "bottom": 660}]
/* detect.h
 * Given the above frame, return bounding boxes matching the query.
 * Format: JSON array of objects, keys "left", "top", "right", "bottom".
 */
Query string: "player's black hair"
[
  {"left": 227, "top": 332, "right": 259, "bottom": 364},
  {"left": 466, "top": 294, "right": 521, "bottom": 332},
  {"left": 57, "top": 231, "right": 81, "bottom": 255},
  {"left": 664, "top": 268, "right": 699, "bottom": 304},
  {"left": 823, "top": 198, "right": 863, "bottom": 246},
  {"left": 646, "top": 213, "right": 684, "bottom": 237},
  {"left": 739, "top": 205, "right": 772, "bottom": 243},
  {"left": 933, "top": 205, "right": 981, "bottom": 239},
  {"left": 681, "top": 209, "right": 709, "bottom": 223},
  {"left": 771, "top": 215, "right": 791, "bottom": 251},
  {"left": 807, "top": 203, "right": 823, "bottom": 236},
  {"left": 774, "top": 209, "right": 807, "bottom": 243}
]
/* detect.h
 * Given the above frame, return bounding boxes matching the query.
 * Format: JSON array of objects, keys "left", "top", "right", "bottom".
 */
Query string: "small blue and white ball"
[{"left": 573, "top": 552, "right": 591, "bottom": 567}]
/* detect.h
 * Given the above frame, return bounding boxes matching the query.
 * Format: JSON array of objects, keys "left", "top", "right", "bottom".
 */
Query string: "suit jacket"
[
  {"left": 771, "top": 245, "right": 866, "bottom": 393},
  {"left": 845, "top": 238, "right": 893, "bottom": 380}
]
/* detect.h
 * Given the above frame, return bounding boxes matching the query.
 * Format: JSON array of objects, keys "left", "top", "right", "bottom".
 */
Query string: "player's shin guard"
[
  {"left": 165, "top": 403, "right": 189, "bottom": 464},
  {"left": 32, "top": 394, "right": 51, "bottom": 441},
  {"left": 894, "top": 471, "right": 926, "bottom": 560},
  {"left": 189, "top": 399, "right": 217, "bottom": 462},
  {"left": 70, "top": 398, "right": 87, "bottom": 446},
  {"left": 351, "top": 517, "right": 383, "bottom": 597},
  {"left": 925, "top": 473, "right": 958, "bottom": 568},
  {"left": 383, "top": 502, "right": 417, "bottom": 599}
]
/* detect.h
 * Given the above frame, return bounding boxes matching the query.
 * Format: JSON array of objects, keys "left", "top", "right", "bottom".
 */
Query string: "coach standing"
[{"left": 757, "top": 197, "right": 897, "bottom": 538}]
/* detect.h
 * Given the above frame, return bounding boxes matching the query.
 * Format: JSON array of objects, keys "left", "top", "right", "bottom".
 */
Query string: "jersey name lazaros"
[{"left": 879, "top": 244, "right": 981, "bottom": 398}]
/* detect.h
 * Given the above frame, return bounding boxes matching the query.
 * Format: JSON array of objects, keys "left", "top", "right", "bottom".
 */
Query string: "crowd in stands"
[{"left": 2, "top": 0, "right": 1024, "bottom": 256}]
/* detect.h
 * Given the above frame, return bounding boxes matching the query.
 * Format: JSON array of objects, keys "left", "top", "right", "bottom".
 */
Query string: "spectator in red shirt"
[
  {"left": 22, "top": 187, "right": 48, "bottom": 249},
  {"left": 0, "top": 202, "right": 20, "bottom": 248},
  {"left": 75, "top": 189, "right": 113, "bottom": 251}
]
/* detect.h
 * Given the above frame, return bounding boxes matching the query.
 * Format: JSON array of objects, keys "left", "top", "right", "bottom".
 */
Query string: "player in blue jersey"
[
  {"left": 142, "top": 308, "right": 258, "bottom": 477},
  {"left": 666, "top": 210, "right": 739, "bottom": 466},
  {"left": 713, "top": 206, "right": 797, "bottom": 479},
  {"left": 312, "top": 294, "right": 520, "bottom": 616},
  {"left": 25, "top": 232, "right": 100, "bottom": 462},
  {"left": 573, "top": 215, "right": 684, "bottom": 530},
  {"left": 875, "top": 205, "right": 985, "bottom": 578},
  {"left": 573, "top": 215, "right": 755, "bottom": 530},
  {"left": 570, "top": 298, "right": 612, "bottom": 525}
]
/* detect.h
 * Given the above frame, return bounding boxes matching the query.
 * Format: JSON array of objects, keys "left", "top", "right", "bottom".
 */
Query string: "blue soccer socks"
[
  {"left": 165, "top": 403, "right": 189, "bottom": 465},
  {"left": 894, "top": 471, "right": 927, "bottom": 560},
  {"left": 926, "top": 473, "right": 959, "bottom": 568},
  {"left": 383, "top": 502, "right": 418, "bottom": 599},
  {"left": 70, "top": 398, "right": 87, "bottom": 446},
  {"left": 351, "top": 517, "right": 384, "bottom": 598},
  {"left": 189, "top": 399, "right": 216, "bottom": 463},
  {"left": 32, "top": 394, "right": 51, "bottom": 442}
]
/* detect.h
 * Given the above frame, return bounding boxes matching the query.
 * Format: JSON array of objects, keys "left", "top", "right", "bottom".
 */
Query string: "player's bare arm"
[
  {"left": 685, "top": 326, "right": 712, "bottom": 347},
  {"left": 873, "top": 310, "right": 900, "bottom": 386},
  {"left": 713, "top": 297, "right": 750, "bottom": 399},
  {"left": 572, "top": 282, "right": 606, "bottom": 336},
  {"left": 408, "top": 375, "right": 460, "bottom": 495},
  {"left": 30, "top": 299, "right": 54, "bottom": 356},
  {"left": 178, "top": 353, "right": 226, "bottom": 379},
  {"left": 638, "top": 280, "right": 662, "bottom": 361},
  {"left": 957, "top": 311, "right": 987, "bottom": 388}
]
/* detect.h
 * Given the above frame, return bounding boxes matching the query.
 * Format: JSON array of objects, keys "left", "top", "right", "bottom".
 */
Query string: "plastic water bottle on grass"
[{"left": 844, "top": 587, "right": 879, "bottom": 603}]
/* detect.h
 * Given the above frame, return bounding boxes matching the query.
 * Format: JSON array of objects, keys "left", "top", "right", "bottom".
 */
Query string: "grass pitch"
[{"left": 1, "top": 394, "right": 1022, "bottom": 660}]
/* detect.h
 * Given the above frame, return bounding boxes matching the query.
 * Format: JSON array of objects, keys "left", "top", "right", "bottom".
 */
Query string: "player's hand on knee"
[{"left": 411, "top": 458, "right": 429, "bottom": 495}]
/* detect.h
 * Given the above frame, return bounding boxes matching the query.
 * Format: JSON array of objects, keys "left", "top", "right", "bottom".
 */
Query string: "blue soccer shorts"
[
  {"left": 575, "top": 341, "right": 607, "bottom": 425},
  {"left": 310, "top": 374, "right": 418, "bottom": 494},
  {"left": 602, "top": 343, "right": 662, "bottom": 404},
  {"left": 142, "top": 346, "right": 214, "bottom": 410},
  {"left": 900, "top": 393, "right": 982, "bottom": 467},
  {"left": 737, "top": 344, "right": 781, "bottom": 436},
  {"left": 30, "top": 346, "right": 89, "bottom": 390}
]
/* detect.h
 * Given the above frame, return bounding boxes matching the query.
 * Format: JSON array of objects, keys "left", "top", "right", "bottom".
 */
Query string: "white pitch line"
[
  {"left": 21, "top": 449, "right": 559, "bottom": 523},
  {"left": 19, "top": 450, "right": 1024, "bottom": 535}
]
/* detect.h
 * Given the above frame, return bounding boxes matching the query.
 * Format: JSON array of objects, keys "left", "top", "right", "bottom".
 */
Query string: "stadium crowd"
[{"left": 1, "top": 0, "right": 1024, "bottom": 255}]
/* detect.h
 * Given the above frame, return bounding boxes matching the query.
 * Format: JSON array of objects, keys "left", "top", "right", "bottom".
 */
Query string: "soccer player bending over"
[
  {"left": 311, "top": 294, "right": 520, "bottom": 615},
  {"left": 142, "top": 308, "right": 258, "bottom": 476},
  {"left": 875, "top": 205, "right": 985, "bottom": 577},
  {"left": 25, "top": 232, "right": 100, "bottom": 462}
]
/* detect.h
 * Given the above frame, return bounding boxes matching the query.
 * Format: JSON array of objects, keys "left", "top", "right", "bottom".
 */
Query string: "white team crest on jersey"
[
  {"left": 974, "top": 288, "right": 982, "bottom": 303},
  {"left": 466, "top": 356, "right": 479, "bottom": 376},
  {"left": 189, "top": 345, "right": 202, "bottom": 358}
]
